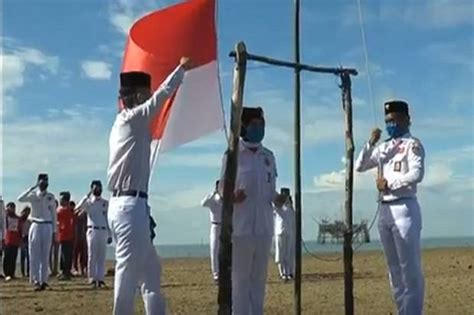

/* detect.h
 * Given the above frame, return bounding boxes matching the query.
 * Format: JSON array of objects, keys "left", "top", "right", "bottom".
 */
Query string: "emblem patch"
[
  {"left": 412, "top": 144, "right": 421, "bottom": 155},
  {"left": 264, "top": 158, "right": 270, "bottom": 166},
  {"left": 394, "top": 161, "right": 401, "bottom": 172}
]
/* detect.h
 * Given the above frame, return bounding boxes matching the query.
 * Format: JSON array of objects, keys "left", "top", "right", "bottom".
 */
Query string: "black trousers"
[
  {"left": 3, "top": 245, "right": 19, "bottom": 277},
  {"left": 21, "top": 237, "right": 29, "bottom": 277},
  {"left": 60, "top": 241, "right": 74, "bottom": 275}
]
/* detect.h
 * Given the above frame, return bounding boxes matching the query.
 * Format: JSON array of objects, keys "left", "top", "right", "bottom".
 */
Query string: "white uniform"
[
  {"left": 107, "top": 65, "right": 184, "bottom": 315},
  {"left": 18, "top": 189, "right": 57, "bottom": 285},
  {"left": 76, "top": 195, "right": 110, "bottom": 282},
  {"left": 274, "top": 202, "right": 295, "bottom": 279},
  {"left": 356, "top": 133, "right": 425, "bottom": 315},
  {"left": 220, "top": 140, "right": 278, "bottom": 315},
  {"left": 201, "top": 191, "right": 222, "bottom": 280}
]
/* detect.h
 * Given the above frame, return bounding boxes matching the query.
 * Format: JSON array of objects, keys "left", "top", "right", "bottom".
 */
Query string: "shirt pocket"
[{"left": 236, "top": 166, "right": 254, "bottom": 191}]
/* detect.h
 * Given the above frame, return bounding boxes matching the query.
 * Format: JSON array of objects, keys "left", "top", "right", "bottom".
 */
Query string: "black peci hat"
[
  {"left": 120, "top": 71, "right": 151, "bottom": 89},
  {"left": 90, "top": 180, "right": 102, "bottom": 188},
  {"left": 37, "top": 173, "right": 49, "bottom": 181},
  {"left": 384, "top": 100, "right": 409, "bottom": 116}
]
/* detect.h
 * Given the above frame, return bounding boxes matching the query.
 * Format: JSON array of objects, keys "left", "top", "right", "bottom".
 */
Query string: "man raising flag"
[
  {"left": 108, "top": 1, "right": 221, "bottom": 313},
  {"left": 107, "top": 57, "right": 192, "bottom": 315}
]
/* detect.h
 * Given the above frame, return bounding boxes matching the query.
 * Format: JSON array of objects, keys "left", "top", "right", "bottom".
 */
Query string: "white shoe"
[{"left": 5, "top": 276, "right": 12, "bottom": 282}]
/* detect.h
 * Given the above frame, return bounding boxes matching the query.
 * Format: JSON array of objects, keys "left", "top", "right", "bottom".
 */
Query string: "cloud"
[
  {"left": 0, "top": 41, "right": 60, "bottom": 118},
  {"left": 2, "top": 105, "right": 111, "bottom": 178},
  {"left": 81, "top": 60, "right": 113, "bottom": 80},
  {"left": 342, "top": 1, "right": 474, "bottom": 30},
  {"left": 419, "top": 41, "right": 473, "bottom": 73},
  {"left": 108, "top": 0, "right": 169, "bottom": 36},
  {"left": 1, "top": 48, "right": 58, "bottom": 93}
]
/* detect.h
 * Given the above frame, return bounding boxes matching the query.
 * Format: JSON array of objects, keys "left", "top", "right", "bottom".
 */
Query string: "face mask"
[
  {"left": 38, "top": 182, "right": 48, "bottom": 192},
  {"left": 245, "top": 124, "right": 265, "bottom": 143},
  {"left": 93, "top": 189, "right": 102, "bottom": 197},
  {"left": 386, "top": 121, "right": 406, "bottom": 139}
]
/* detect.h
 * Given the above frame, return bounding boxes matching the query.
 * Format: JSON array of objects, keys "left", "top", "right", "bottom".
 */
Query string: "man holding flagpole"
[{"left": 107, "top": 57, "right": 192, "bottom": 315}]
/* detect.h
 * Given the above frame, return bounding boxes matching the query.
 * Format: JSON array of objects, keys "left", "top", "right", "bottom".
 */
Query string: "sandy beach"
[{"left": 1, "top": 247, "right": 472, "bottom": 314}]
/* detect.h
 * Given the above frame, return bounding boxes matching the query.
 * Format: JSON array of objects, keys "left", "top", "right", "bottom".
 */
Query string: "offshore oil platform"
[{"left": 316, "top": 219, "right": 371, "bottom": 244}]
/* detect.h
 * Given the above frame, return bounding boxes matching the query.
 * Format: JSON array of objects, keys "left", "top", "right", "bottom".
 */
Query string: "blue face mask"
[
  {"left": 386, "top": 121, "right": 406, "bottom": 139},
  {"left": 245, "top": 124, "right": 265, "bottom": 143}
]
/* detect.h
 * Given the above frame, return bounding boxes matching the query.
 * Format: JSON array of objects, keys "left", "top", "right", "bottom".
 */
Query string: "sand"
[{"left": 1, "top": 247, "right": 473, "bottom": 314}]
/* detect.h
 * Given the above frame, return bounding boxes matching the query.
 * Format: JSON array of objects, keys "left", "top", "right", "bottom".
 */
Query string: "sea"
[{"left": 106, "top": 236, "right": 473, "bottom": 260}]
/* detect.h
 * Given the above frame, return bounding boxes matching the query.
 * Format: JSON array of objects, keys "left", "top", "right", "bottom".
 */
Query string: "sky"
[{"left": 1, "top": 0, "right": 473, "bottom": 245}]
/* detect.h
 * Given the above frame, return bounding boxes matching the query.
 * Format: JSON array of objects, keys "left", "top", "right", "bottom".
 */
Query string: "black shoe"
[
  {"left": 91, "top": 281, "right": 98, "bottom": 289},
  {"left": 58, "top": 274, "right": 71, "bottom": 281},
  {"left": 41, "top": 283, "right": 50, "bottom": 291},
  {"left": 34, "top": 283, "right": 43, "bottom": 291},
  {"left": 98, "top": 281, "right": 107, "bottom": 288}
]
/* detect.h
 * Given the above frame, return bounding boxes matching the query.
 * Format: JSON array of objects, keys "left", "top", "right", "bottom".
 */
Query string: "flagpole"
[{"left": 293, "top": 0, "right": 303, "bottom": 314}]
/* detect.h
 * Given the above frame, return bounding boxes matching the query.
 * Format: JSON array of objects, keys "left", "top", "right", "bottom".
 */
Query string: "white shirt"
[
  {"left": 220, "top": 140, "right": 278, "bottom": 237},
  {"left": 17, "top": 189, "right": 57, "bottom": 232},
  {"left": 76, "top": 195, "right": 110, "bottom": 231},
  {"left": 274, "top": 202, "right": 295, "bottom": 236},
  {"left": 107, "top": 65, "right": 185, "bottom": 193},
  {"left": 201, "top": 191, "right": 222, "bottom": 223},
  {"left": 355, "top": 133, "right": 425, "bottom": 202}
]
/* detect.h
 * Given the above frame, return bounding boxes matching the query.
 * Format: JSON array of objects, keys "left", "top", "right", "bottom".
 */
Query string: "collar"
[
  {"left": 36, "top": 190, "right": 48, "bottom": 197},
  {"left": 240, "top": 139, "right": 263, "bottom": 152},
  {"left": 388, "top": 131, "right": 411, "bottom": 142},
  {"left": 91, "top": 195, "right": 102, "bottom": 202}
]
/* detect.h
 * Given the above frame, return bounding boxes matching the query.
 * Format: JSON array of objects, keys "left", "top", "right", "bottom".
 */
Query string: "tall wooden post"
[
  {"left": 217, "top": 41, "right": 247, "bottom": 315},
  {"left": 293, "top": 0, "right": 303, "bottom": 314},
  {"left": 341, "top": 71, "right": 355, "bottom": 315}
]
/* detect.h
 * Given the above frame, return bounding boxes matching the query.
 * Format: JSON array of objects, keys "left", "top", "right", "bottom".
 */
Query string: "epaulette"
[{"left": 262, "top": 147, "right": 273, "bottom": 156}]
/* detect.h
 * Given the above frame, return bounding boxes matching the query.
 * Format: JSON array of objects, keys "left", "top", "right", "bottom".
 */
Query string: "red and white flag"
[{"left": 121, "top": 0, "right": 223, "bottom": 167}]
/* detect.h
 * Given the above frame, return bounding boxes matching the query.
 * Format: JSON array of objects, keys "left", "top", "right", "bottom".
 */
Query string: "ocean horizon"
[{"left": 106, "top": 236, "right": 473, "bottom": 260}]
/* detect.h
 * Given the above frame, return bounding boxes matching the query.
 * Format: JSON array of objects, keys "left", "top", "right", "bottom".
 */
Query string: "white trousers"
[
  {"left": 274, "top": 233, "right": 293, "bottom": 277},
  {"left": 108, "top": 196, "right": 165, "bottom": 315},
  {"left": 29, "top": 222, "right": 52, "bottom": 284},
  {"left": 232, "top": 235, "right": 272, "bottom": 315},
  {"left": 378, "top": 198, "right": 424, "bottom": 315},
  {"left": 87, "top": 228, "right": 108, "bottom": 281},
  {"left": 210, "top": 224, "right": 221, "bottom": 280}
]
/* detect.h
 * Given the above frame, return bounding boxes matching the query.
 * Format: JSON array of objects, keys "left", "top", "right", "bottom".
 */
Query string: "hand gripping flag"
[{"left": 121, "top": 0, "right": 223, "bottom": 169}]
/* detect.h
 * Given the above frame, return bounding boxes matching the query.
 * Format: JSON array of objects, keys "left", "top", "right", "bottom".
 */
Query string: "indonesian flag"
[{"left": 121, "top": 0, "right": 223, "bottom": 168}]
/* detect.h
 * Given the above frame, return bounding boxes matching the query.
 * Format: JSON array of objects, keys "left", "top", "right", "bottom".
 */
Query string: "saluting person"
[{"left": 18, "top": 174, "right": 57, "bottom": 291}]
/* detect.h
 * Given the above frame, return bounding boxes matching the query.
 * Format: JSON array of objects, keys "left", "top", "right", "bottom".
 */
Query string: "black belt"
[
  {"left": 112, "top": 190, "right": 148, "bottom": 199},
  {"left": 381, "top": 197, "right": 414, "bottom": 204},
  {"left": 32, "top": 220, "right": 52, "bottom": 224},
  {"left": 211, "top": 222, "right": 221, "bottom": 225},
  {"left": 87, "top": 226, "right": 106, "bottom": 230}
]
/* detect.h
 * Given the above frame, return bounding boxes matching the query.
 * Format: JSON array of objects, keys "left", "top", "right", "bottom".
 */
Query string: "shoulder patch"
[{"left": 412, "top": 143, "right": 421, "bottom": 155}]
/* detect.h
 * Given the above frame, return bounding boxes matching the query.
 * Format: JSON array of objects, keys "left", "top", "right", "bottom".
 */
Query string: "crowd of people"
[{"left": 0, "top": 180, "right": 111, "bottom": 291}]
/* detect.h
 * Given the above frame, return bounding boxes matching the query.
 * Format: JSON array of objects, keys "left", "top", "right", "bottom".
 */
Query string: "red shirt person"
[
  {"left": 3, "top": 202, "right": 22, "bottom": 280},
  {"left": 56, "top": 192, "right": 75, "bottom": 279}
]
